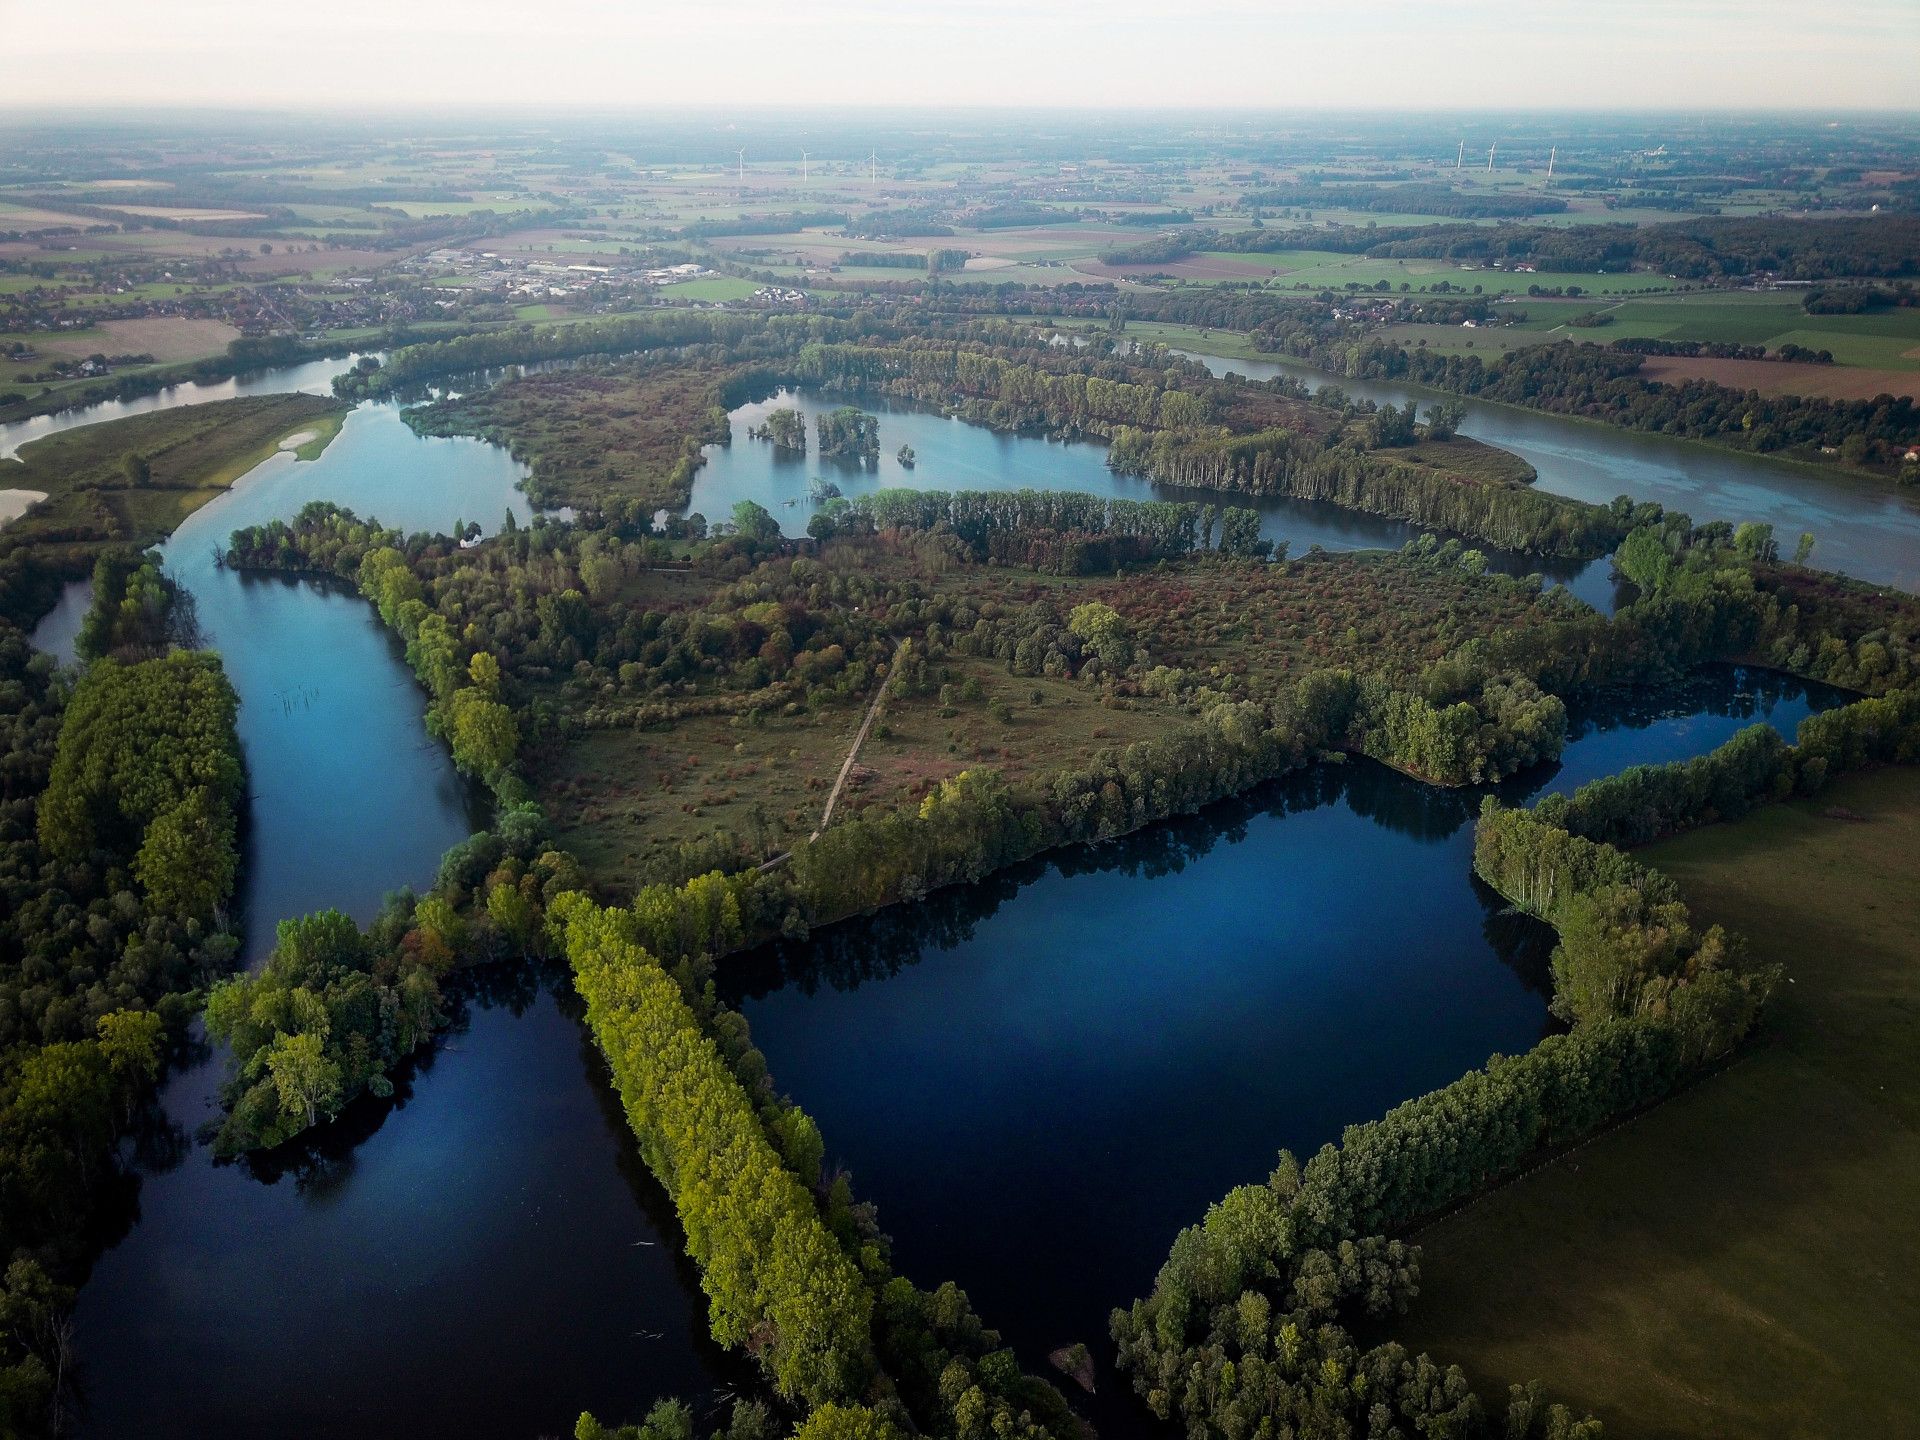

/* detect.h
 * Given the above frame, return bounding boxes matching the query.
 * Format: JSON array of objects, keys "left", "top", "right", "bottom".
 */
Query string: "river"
[
  {"left": 0, "top": 354, "right": 365, "bottom": 461},
  {"left": 1173, "top": 348, "right": 1920, "bottom": 594},
  {"left": 6, "top": 391, "right": 741, "bottom": 1439},
  {"left": 0, "top": 349, "right": 1873, "bottom": 1438}
]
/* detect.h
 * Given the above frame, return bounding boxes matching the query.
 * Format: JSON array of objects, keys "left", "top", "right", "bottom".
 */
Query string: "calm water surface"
[
  {"left": 689, "top": 388, "right": 1624, "bottom": 612},
  {"left": 60, "top": 395, "right": 736, "bottom": 1437},
  {"left": 0, "top": 355, "right": 367, "bottom": 461},
  {"left": 1178, "top": 348, "right": 1920, "bottom": 594},
  {"left": 719, "top": 666, "right": 1847, "bottom": 1387}
]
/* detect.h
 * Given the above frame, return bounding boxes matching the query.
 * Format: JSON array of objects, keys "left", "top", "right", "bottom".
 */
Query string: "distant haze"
[{"left": 6, "top": 0, "right": 1917, "bottom": 111}]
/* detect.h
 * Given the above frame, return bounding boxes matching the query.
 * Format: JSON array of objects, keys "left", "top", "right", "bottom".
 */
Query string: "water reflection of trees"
[
  {"left": 722, "top": 756, "right": 1515, "bottom": 1006},
  {"left": 1560, "top": 662, "right": 1835, "bottom": 740},
  {"left": 725, "top": 663, "right": 1834, "bottom": 1011},
  {"left": 231, "top": 959, "right": 541, "bottom": 1194}
]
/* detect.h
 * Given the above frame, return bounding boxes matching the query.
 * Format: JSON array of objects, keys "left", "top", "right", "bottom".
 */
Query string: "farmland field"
[
  {"left": 1407, "top": 766, "right": 1920, "bottom": 1440},
  {"left": 36, "top": 316, "right": 240, "bottom": 363},
  {"left": 1108, "top": 249, "right": 1691, "bottom": 295},
  {"left": 1502, "top": 292, "right": 1920, "bottom": 369},
  {"left": 1635, "top": 354, "right": 1920, "bottom": 400}
]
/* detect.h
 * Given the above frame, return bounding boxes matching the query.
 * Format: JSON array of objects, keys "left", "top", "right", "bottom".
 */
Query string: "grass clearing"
[
  {"left": 1, "top": 392, "right": 349, "bottom": 565},
  {"left": 1406, "top": 766, "right": 1920, "bottom": 1440},
  {"left": 659, "top": 276, "right": 765, "bottom": 303},
  {"left": 537, "top": 546, "right": 1562, "bottom": 894},
  {"left": 36, "top": 316, "right": 240, "bottom": 364}
]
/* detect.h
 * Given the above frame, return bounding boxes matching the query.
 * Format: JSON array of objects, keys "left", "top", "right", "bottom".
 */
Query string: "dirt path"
[{"left": 812, "top": 643, "right": 897, "bottom": 841}]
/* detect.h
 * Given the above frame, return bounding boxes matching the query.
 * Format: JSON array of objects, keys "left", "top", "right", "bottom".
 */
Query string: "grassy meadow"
[
  {"left": 2, "top": 392, "right": 348, "bottom": 559},
  {"left": 1406, "top": 766, "right": 1920, "bottom": 1439}
]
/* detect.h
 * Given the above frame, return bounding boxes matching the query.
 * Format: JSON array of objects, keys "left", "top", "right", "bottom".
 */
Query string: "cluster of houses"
[
  {"left": 415, "top": 248, "right": 714, "bottom": 300},
  {"left": 749, "top": 285, "right": 810, "bottom": 308}
]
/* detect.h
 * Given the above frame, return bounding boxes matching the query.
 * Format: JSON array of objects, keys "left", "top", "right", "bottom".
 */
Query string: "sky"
[{"left": 4, "top": 0, "right": 1917, "bottom": 112}]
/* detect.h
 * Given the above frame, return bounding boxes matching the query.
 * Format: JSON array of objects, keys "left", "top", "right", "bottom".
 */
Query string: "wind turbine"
[
  {"left": 869, "top": 149, "right": 877, "bottom": 186},
  {"left": 1455, "top": 140, "right": 1464, "bottom": 171},
  {"left": 801, "top": 149, "right": 810, "bottom": 186},
  {"left": 1487, "top": 142, "right": 1497, "bottom": 172},
  {"left": 1545, "top": 146, "right": 1556, "bottom": 182},
  {"left": 737, "top": 148, "right": 746, "bottom": 185}
]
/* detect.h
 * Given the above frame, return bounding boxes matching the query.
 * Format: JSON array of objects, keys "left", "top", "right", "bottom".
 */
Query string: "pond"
[
  {"left": 717, "top": 666, "right": 1848, "bottom": 1405},
  {"left": 688, "top": 387, "right": 1624, "bottom": 613},
  {"left": 1176, "top": 348, "right": 1920, "bottom": 595}
]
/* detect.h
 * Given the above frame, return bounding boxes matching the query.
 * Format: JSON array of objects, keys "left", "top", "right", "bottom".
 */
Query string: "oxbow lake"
[{"left": 0, "top": 355, "right": 1865, "bottom": 1436}]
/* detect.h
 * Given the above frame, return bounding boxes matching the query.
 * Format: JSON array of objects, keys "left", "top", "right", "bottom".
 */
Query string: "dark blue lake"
[{"left": 718, "top": 665, "right": 1846, "bottom": 1383}]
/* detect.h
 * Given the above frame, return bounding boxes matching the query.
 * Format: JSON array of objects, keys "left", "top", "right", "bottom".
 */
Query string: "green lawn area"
[
  {"left": 1500, "top": 293, "right": 1920, "bottom": 370},
  {"left": 659, "top": 276, "right": 764, "bottom": 302},
  {"left": 1406, "top": 766, "right": 1920, "bottom": 1440},
  {"left": 1184, "top": 249, "right": 1684, "bottom": 297}
]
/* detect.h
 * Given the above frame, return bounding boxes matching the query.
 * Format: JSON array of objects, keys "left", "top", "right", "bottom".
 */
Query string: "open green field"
[
  {"left": 1499, "top": 291, "right": 1920, "bottom": 369},
  {"left": 1169, "top": 249, "right": 1686, "bottom": 296},
  {"left": 0, "top": 392, "right": 348, "bottom": 559},
  {"left": 1407, "top": 765, "right": 1920, "bottom": 1440},
  {"left": 659, "top": 276, "right": 765, "bottom": 302}
]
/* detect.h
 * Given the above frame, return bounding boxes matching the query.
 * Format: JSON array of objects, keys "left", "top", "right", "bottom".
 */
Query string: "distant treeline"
[
  {"left": 680, "top": 211, "right": 850, "bottom": 240},
  {"left": 1610, "top": 336, "right": 1833, "bottom": 364},
  {"left": 1097, "top": 232, "right": 1199, "bottom": 266},
  {"left": 1210, "top": 214, "right": 1920, "bottom": 280},
  {"left": 1244, "top": 182, "right": 1570, "bottom": 219},
  {"left": 1245, "top": 306, "right": 1920, "bottom": 468}
]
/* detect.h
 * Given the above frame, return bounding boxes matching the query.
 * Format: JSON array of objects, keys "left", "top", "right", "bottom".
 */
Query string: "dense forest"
[{"left": 0, "top": 633, "right": 244, "bottom": 1430}]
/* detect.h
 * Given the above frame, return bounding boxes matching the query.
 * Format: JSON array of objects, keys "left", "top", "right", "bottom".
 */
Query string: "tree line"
[
  {"left": 1534, "top": 686, "right": 1920, "bottom": 848},
  {"left": 1106, "top": 750, "right": 1793, "bottom": 1440},
  {"left": 1209, "top": 214, "right": 1920, "bottom": 280},
  {"left": 0, "top": 635, "right": 244, "bottom": 1433},
  {"left": 1245, "top": 303, "right": 1920, "bottom": 471}
]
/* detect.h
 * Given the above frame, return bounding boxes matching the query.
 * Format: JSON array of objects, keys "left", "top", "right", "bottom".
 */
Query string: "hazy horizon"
[{"left": 8, "top": 0, "right": 1917, "bottom": 112}]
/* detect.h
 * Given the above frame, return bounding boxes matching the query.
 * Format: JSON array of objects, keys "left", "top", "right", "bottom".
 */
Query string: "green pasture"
[{"left": 1408, "top": 766, "right": 1920, "bottom": 1440}]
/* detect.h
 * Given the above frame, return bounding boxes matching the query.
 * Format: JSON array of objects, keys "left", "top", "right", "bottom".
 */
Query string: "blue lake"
[
  {"left": 719, "top": 666, "right": 1846, "bottom": 1385},
  {"left": 688, "top": 387, "right": 1625, "bottom": 612}
]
